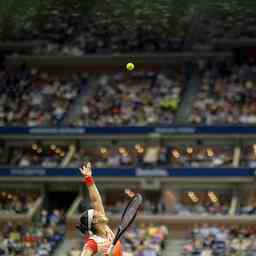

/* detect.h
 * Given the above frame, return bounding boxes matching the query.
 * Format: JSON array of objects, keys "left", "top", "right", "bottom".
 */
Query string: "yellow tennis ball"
[{"left": 126, "top": 62, "right": 135, "bottom": 71}]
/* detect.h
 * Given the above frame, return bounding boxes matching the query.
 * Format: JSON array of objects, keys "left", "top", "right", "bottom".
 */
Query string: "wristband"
[{"left": 84, "top": 176, "right": 94, "bottom": 186}]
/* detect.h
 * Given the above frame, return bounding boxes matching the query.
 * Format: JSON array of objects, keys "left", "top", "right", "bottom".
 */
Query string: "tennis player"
[{"left": 78, "top": 162, "right": 134, "bottom": 256}]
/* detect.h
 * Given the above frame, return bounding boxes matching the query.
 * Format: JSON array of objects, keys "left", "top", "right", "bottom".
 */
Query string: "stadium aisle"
[{"left": 176, "top": 65, "right": 201, "bottom": 124}]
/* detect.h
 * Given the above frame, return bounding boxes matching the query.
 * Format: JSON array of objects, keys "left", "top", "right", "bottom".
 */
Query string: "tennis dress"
[{"left": 84, "top": 227, "right": 122, "bottom": 256}]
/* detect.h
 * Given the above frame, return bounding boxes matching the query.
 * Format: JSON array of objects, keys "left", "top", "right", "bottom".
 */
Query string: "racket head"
[
  {"left": 113, "top": 193, "right": 143, "bottom": 243},
  {"left": 120, "top": 194, "right": 143, "bottom": 222}
]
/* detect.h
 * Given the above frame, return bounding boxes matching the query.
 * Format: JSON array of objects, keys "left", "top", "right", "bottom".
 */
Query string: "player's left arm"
[{"left": 80, "top": 162, "right": 106, "bottom": 215}]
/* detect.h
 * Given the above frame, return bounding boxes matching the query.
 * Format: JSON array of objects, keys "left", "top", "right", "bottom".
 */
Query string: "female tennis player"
[{"left": 78, "top": 162, "right": 135, "bottom": 256}]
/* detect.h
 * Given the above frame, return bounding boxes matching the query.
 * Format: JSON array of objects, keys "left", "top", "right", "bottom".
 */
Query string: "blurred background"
[{"left": 0, "top": 0, "right": 256, "bottom": 255}]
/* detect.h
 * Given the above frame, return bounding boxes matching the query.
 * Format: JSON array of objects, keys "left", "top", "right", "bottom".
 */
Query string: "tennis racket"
[{"left": 108, "top": 193, "right": 143, "bottom": 254}]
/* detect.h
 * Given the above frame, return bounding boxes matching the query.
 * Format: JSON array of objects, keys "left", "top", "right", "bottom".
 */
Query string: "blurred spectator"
[
  {"left": 239, "top": 203, "right": 256, "bottom": 215},
  {"left": 241, "top": 145, "right": 256, "bottom": 168}
]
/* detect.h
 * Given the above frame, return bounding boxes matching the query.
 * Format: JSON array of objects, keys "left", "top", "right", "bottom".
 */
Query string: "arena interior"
[{"left": 1, "top": 0, "right": 256, "bottom": 255}]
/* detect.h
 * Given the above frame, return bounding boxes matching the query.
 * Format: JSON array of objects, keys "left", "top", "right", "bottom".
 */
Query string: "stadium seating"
[
  {"left": 66, "top": 70, "right": 184, "bottom": 126},
  {"left": 194, "top": 1, "right": 256, "bottom": 47},
  {"left": 183, "top": 225, "right": 256, "bottom": 256},
  {"left": 0, "top": 209, "right": 65, "bottom": 256},
  {"left": 0, "top": 64, "right": 83, "bottom": 126},
  {"left": 190, "top": 61, "right": 256, "bottom": 124},
  {"left": 2, "top": 1, "right": 256, "bottom": 54},
  {"left": 2, "top": 59, "right": 256, "bottom": 126}
]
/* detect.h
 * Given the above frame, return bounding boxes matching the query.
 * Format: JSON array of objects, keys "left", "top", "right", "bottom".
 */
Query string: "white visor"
[{"left": 88, "top": 209, "right": 94, "bottom": 230}]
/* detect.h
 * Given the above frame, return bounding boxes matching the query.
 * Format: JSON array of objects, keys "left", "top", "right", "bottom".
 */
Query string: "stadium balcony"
[{"left": 64, "top": 185, "right": 256, "bottom": 238}]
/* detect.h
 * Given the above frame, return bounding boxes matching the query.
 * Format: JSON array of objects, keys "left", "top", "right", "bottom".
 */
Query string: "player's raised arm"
[{"left": 80, "top": 162, "right": 105, "bottom": 216}]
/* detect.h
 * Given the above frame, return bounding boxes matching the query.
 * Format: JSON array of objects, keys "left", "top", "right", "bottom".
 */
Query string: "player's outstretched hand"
[
  {"left": 125, "top": 189, "right": 135, "bottom": 198},
  {"left": 79, "top": 162, "right": 92, "bottom": 177}
]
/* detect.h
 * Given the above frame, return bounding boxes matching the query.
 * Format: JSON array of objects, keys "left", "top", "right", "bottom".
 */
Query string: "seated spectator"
[
  {"left": 239, "top": 204, "right": 256, "bottom": 215},
  {"left": 240, "top": 145, "right": 256, "bottom": 168}
]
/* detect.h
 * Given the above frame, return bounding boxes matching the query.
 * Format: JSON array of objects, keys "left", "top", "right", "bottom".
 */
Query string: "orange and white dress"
[{"left": 84, "top": 228, "right": 122, "bottom": 256}]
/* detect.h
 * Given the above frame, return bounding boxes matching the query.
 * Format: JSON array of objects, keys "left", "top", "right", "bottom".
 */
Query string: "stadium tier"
[
  {"left": 1, "top": 1, "right": 256, "bottom": 54},
  {"left": 1, "top": 1, "right": 256, "bottom": 256}
]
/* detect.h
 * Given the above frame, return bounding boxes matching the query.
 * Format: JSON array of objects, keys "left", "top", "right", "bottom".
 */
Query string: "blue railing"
[
  {"left": 1, "top": 126, "right": 256, "bottom": 135},
  {"left": 0, "top": 167, "right": 255, "bottom": 177}
]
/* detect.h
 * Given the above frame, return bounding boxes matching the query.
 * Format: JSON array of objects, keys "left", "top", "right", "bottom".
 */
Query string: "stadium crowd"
[
  {"left": 2, "top": 1, "right": 256, "bottom": 55},
  {"left": 0, "top": 64, "right": 184, "bottom": 126},
  {"left": 2, "top": 59, "right": 256, "bottom": 126},
  {"left": 190, "top": 61, "right": 256, "bottom": 125},
  {"left": 3, "top": 1, "right": 187, "bottom": 55},
  {"left": 0, "top": 209, "right": 65, "bottom": 255},
  {"left": 0, "top": 63, "right": 83, "bottom": 126},
  {"left": 0, "top": 191, "right": 37, "bottom": 214},
  {"left": 66, "top": 70, "right": 184, "bottom": 126},
  {"left": 183, "top": 224, "right": 256, "bottom": 256},
  {"left": 194, "top": 2, "right": 256, "bottom": 49}
]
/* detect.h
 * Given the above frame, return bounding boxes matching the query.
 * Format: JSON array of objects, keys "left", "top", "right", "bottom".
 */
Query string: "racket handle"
[{"left": 107, "top": 244, "right": 115, "bottom": 255}]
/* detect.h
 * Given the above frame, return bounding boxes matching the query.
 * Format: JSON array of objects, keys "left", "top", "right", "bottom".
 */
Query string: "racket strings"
[{"left": 120, "top": 196, "right": 142, "bottom": 228}]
